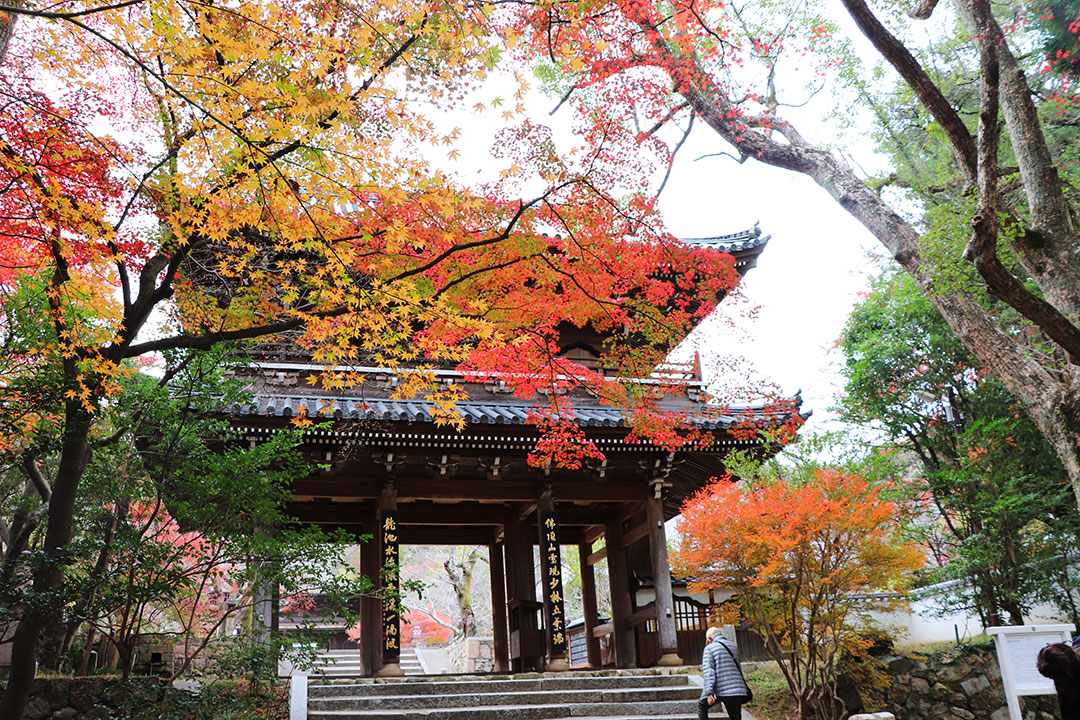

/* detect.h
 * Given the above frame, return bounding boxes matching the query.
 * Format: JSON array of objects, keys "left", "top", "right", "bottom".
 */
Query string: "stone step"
[
  {"left": 308, "top": 699, "right": 706, "bottom": 719},
  {"left": 571, "top": 716, "right": 705, "bottom": 720},
  {"left": 309, "top": 674, "right": 693, "bottom": 697},
  {"left": 309, "top": 686, "right": 700, "bottom": 711},
  {"left": 302, "top": 668, "right": 710, "bottom": 720},
  {"left": 309, "top": 649, "right": 426, "bottom": 677}
]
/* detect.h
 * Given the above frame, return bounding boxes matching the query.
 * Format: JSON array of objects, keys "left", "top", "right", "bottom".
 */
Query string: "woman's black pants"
[{"left": 698, "top": 696, "right": 742, "bottom": 720}]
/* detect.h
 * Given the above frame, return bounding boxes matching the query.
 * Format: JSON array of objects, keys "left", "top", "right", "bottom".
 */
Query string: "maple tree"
[
  {"left": 507, "top": 0, "right": 1080, "bottom": 518},
  {"left": 673, "top": 468, "right": 923, "bottom": 720},
  {"left": 0, "top": 0, "right": 745, "bottom": 714}
]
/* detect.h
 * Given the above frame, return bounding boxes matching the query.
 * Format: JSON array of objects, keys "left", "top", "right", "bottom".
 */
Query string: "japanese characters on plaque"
[
  {"left": 541, "top": 512, "right": 568, "bottom": 655},
  {"left": 381, "top": 510, "right": 400, "bottom": 655}
]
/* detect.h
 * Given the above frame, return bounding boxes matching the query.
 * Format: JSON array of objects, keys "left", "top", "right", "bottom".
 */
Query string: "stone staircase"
[
  {"left": 301, "top": 668, "right": 713, "bottom": 719},
  {"left": 311, "top": 648, "right": 424, "bottom": 677},
  {"left": 399, "top": 647, "right": 423, "bottom": 675}
]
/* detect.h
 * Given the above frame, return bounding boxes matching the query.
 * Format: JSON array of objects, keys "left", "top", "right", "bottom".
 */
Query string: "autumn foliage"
[
  {"left": 674, "top": 470, "right": 923, "bottom": 720},
  {"left": 0, "top": 0, "right": 757, "bottom": 713}
]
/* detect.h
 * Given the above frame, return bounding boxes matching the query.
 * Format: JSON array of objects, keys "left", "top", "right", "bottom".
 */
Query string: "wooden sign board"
[
  {"left": 541, "top": 512, "right": 567, "bottom": 655},
  {"left": 381, "top": 510, "right": 400, "bottom": 656},
  {"left": 988, "top": 624, "right": 1074, "bottom": 720}
]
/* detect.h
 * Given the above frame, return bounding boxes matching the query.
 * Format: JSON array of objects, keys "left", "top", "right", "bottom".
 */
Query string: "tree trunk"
[
  {"left": 38, "top": 622, "right": 69, "bottom": 671},
  {"left": 0, "top": 405, "right": 93, "bottom": 719},
  {"left": 78, "top": 625, "right": 98, "bottom": 676},
  {"left": 445, "top": 549, "right": 480, "bottom": 638}
]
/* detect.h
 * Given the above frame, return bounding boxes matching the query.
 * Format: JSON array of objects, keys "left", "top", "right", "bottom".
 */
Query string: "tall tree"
[
  {"left": 839, "top": 271, "right": 1080, "bottom": 627},
  {"left": 508, "top": 0, "right": 1080, "bottom": 515},
  {"left": 0, "top": 1, "right": 743, "bottom": 715}
]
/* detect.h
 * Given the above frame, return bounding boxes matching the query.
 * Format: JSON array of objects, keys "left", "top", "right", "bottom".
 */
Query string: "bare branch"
[
  {"left": 93, "top": 426, "right": 128, "bottom": 448},
  {"left": 695, "top": 150, "right": 747, "bottom": 164},
  {"left": 119, "top": 303, "right": 347, "bottom": 357},
  {"left": 643, "top": 101, "right": 690, "bottom": 137}
]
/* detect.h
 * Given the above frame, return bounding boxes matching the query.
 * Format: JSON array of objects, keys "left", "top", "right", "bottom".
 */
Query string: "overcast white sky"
[{"left": 657, "top": 126, "right": 888, "bottom": 430}]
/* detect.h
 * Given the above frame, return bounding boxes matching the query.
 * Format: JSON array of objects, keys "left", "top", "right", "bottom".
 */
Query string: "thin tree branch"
[
  {"left": 643, "top": 101, "right": 690, "bottom": 137},
  {"left": 656, "top": 112, "right": 695, "bottom": 198},
  {"left": 549, "top": 86, "right": 575, "bottom": 115},
  {"left": 0, "top": 0, "right": 142, "bottom": 19}
]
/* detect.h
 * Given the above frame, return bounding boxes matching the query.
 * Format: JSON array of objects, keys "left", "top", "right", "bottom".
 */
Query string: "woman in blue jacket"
[{"left": 699, "top": 626, "right": 750, "bottom": 720}]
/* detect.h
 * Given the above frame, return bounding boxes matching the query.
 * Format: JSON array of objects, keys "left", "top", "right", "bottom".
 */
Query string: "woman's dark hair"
[
  {"left": 1038, "top": 643, "right": 1080, "bottom": 683},
  {"left": 1039, "top": 643, "right": 1080, "bottom": 720}
]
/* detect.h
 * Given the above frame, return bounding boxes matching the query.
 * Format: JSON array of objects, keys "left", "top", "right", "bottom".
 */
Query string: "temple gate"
[{"left": 219, "top": 227, "right": 801, "bottom": 675}]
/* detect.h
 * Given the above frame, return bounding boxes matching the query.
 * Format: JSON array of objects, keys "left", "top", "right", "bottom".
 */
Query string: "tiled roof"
[
  {"left": 681, "top": 225, "right": 769, "bottom": 256},
  {"left": 223, "top": 394, "right": 792, "bottom": 430}
]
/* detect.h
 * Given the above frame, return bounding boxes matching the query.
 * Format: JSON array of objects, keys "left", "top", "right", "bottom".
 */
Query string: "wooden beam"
[
  {"left": 583, "top": 525, "right": 605, "bottom": 544},
  {"left": 506, "top": 505, "right": 540, "bottom": 672},
  {"left": 591, "top": 622, "right": 614, "bottom": 638},
  {"left": 647, "top": 491, "right": 681, "bottom": 664},
  {"left": 604, "top": 517, "right": 637, "bottom": 668},
  {"left": 616, "top": 501, "right": 645, "bottom": 522},
  {"left": 309, "top": 524, "right": 502, "bottom": 545},
  {"left": 289, "top": 500, "right": 615, "bottom": 527},
  {"left": 626, "top": 604, "right": 657, "bottom": 628},
  {"left": 621, "top": 522, "right": 649, "bottom": 548},
  {"left": 585, "top": 547, "right": 607, "bottom": 566},
  {"left": 289, "top": 477, "right": 649, "bottom": 503}
]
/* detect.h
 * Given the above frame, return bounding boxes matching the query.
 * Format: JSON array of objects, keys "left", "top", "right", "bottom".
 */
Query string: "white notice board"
[{"left": 988, "top": 624, "right": 1074, "bottom": 720}]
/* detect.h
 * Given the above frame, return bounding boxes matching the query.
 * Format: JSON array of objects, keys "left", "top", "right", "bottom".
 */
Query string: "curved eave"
[{"left": 680, "top": 224, "right": 770, "bottom": 276}]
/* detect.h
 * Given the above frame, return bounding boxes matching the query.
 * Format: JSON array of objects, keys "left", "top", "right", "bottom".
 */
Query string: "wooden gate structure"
[{"left": 220, "top": 228, "right": 802, "bottom": 675}]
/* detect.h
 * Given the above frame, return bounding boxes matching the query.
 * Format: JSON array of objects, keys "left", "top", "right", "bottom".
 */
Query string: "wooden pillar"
[
  {"left": 537, "top": 489, "right": 570, "bottom": 671},
  {"left": 503, "top": 510, "right": 521, "bottom": 673},
  {"left": 376, "top": 481, "right": 404, "bottom": 676},
  {"left": 489, "top": 537, "right": 510, "bottom": 672},
  {"left": 578, "top": 542, "right": 602, "bottom": 669},
  {"left": 512, "top": 511, "right": 537, "bottom": 605},
  {"left": 604, "top": 516, "right": 637, "bottom": 668},
  {"left": 503, "top": 526, "right": 519, "bottom": 626},
  {"left": 360, "top": 517, "right": 383, "bottom": 676},
  {"left": 646, "top": 488, "right": 682, "bottom": 666},
  {"left": 505, "top": 506, "right": 540, "bottom": 672}
]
